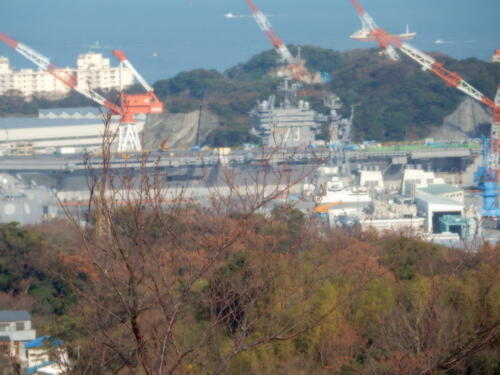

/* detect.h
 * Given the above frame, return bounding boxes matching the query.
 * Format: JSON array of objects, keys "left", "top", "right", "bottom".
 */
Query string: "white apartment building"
[
  {"left": 0, "top": 57, "right": 69, "bottom": 97},
  {"left": 76, "top": 53, "right": 134, "bottom": 92},
  {"left": 0, "top": 53, "right": 134, "bottom": 97}
]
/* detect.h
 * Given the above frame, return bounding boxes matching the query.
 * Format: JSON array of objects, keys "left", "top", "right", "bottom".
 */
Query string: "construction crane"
[
  {"left": 348, "top": 0, "right": 495, "bottom": 110},
  {"left": 245, "top": 0, "right": 313, "bottom": 83},
  {"left": 348, "top": 0, "right": 499, "bottom": 220},
  {"left": 349, "top": 0, "right": 415, "bottom": 62},
  {"left": 0, "top": 32, "right": 163, "bottom": 152}
]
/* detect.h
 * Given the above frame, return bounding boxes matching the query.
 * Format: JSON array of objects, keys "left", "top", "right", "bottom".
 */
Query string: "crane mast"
[
  {"left": 111, "top": 50, "right": 163, "bottom": 151},
  {"left": 0, "top": 32, "right": 164, "bottom": 152},
  {"left": 245, "top": 0, "right": 313, "bottom": 82},
  {"left": 112, "top": 50, "right": 154, "bottom": 92},
  {"left": 350, "top": 0, "right": 400, "bottom": 61},
  {"left": 0, "top": 33, "right": 121, "bottom": 115},
  {"left": 395, "top": 42, "right": 495, "bottom": 110},
  {"left": 494, "top": 87, "right": 500, "bottom": 139},
  {"left": 245, "top": 0, "right": 295, "bottom": 64},
  {"left": 398, "top": 43, "right": 499, "bottom": 217}
]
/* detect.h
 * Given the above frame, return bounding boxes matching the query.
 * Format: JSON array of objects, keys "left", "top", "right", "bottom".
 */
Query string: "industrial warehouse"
[{"left": 0, "top": 107, "right": 145, "bottom": 155}]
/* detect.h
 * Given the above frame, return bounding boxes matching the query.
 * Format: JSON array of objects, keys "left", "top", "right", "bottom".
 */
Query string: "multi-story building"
[
  {"left": 0, "top": 57, "right": 68, "bottom": 97},
  {"left": 0, "top": 310, "right": 36, "bottom": 364},
  {"left": 0, "top": 53, "right": 134, "bottom": 97},
  {"left": 76, "top": 53, "right": 133, "bottom": 92}
]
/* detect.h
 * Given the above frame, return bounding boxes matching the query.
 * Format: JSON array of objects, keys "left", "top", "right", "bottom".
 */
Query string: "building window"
[
  {"left": 15, "top": 322, "right": 24, "bottom": 331},
  {"left": 0, "top": 324, "right": 8, "bottom": 332}
]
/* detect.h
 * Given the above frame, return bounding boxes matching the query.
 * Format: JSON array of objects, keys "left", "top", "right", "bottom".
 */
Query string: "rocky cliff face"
[
  {"left": 142, "top": 109, "right": 219, "bottom": 150},
  {"left": 430, "top": 97, "right": 491, "bottom": 141}
]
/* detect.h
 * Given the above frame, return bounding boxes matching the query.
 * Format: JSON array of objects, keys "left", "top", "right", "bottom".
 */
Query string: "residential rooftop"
[
  {"left": 25, "top": 335, "right": 62, "bottom": 349},
  {"left": 0, "top": 310, "right": 31, "bottom": 322}
]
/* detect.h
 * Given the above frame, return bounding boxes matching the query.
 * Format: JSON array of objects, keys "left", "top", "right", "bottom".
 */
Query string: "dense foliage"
[
  {"left": 0, "top": 222, "right": 75, "bottom": 315},
  {"left": 0, "top": 90, "right": 118, "bottom": 117},
  {"left": 0, "top": 213, "right": 498, "bottom": 374}
]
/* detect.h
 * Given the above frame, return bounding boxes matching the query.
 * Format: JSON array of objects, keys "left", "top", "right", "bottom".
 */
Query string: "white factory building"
[
  {"left": 0, "top": 107, "right": 145, "bottom": 155},
  {"left": 415, "top": 192, "right": 464, "bottom": 233},
  {"left": 401, "top": 166, "right": 446, "bottom": 197},
  {"left": 358, "top": 168, "right": 384, "bottom": 192},
  {"left": 0, "top": 53, "right": 134, "bottom": 97}
]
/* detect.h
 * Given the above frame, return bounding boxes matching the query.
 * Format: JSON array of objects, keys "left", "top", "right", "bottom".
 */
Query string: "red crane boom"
[
  {"left": 348, "top": 0, "right": 499, "bottom": 215},
  {"left": 0, "top": 32, "right": 123, "bottom": 115},
  {"left": 245, "top": 0, "right": 312, "bottom": 82},
  {"left": 347, "top": 2, "right": 496, "bottom": 111},
  {"left": 350, "top": 0, "right": 401, "bottom": 61}
]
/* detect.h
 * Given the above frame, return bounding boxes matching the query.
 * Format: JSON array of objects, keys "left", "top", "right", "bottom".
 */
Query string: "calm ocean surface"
[{"left": 1, "top": 0, "right": 499, "bottom": 82}]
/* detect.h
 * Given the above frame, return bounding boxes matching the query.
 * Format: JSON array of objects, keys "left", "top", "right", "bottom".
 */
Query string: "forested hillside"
[
  {"left": 154, "top": 46, "right": 499, "bottom": 144},
  {"left": 0, "top": 213, "right": 498, "bottom": 373},
  {"left": 1, "top": 46, "right": 499, "bottom": 145}
]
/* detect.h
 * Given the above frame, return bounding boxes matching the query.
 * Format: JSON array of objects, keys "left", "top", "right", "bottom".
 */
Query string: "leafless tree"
[{"left": 54, "top": 110, "right": 375, "bottom": 375}]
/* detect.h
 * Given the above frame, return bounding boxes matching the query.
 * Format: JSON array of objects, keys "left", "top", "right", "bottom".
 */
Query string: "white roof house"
[{"left": 0, "top": 310, "right": 36, "bottom": 364}]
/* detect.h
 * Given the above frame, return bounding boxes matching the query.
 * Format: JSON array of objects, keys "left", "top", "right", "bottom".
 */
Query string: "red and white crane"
[
  {"left": 349, "top": 0, "right": 499, "bottom": 218},
  {"left": 350, "top": 0, "right": 414, "bottom": 62},
  {"left": 0, "top": 32, "right": 163, "bottom": 152},
  {"left": 111, "top": 49, "right": 163, "bottom": 151},
  {"left": 245, "top": 0, "right": 311, "bottom": 82},
  {"left": 348, "top": 0, "right": 496, "bottom": 116}
]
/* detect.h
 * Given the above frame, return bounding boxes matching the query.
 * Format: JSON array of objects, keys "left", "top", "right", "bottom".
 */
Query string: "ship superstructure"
[
  {"left": 250, "top": 80, "right": 317, "bottom": 148},
  {"left": 250, "top": 80, "right": 352, "bottom": 149}
]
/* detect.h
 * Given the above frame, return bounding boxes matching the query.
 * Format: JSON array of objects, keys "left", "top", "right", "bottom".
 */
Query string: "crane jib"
[{"left": 0, "top": 31, "right": 163, "bottom": 125}]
